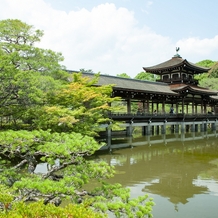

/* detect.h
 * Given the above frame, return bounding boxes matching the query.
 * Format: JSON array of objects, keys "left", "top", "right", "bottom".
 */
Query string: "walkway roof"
[
  {"left": 81, "top": 72, "right": 178, "bottom": 95},
  {"left": 67, "top": 71, "right": 217, "bottom": 101}
]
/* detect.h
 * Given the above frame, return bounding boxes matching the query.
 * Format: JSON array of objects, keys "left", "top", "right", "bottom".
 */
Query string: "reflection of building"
[
  {"left": 142, "top": 170, "right": 207, "bottom": 205},
  {"left": 98, "top": 136, "right": 218, "bottom": 206},
  {"left": 101, "top": 131, "right": 218, "bottom": 150}
]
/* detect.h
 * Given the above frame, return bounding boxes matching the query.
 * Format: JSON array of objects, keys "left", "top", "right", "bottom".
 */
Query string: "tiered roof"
[{"left": 143, "top": 55, "right": 210, "bottom": 75}]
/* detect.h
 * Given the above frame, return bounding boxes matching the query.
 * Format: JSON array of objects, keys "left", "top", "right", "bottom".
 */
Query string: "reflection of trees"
[
  {"left": 198, "top": 158, "right": 218, "bottom": 180},
  {"left": 96, "top": 137, "right": 218, "bottom": 205}
]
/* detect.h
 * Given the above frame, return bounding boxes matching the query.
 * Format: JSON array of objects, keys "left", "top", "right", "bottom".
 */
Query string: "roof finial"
[
  {"left": 174, "top": 47, "right": 181, "bottom": 58},
  {"left": 176, "top": 47, "right": 180, "bottom": 53}
]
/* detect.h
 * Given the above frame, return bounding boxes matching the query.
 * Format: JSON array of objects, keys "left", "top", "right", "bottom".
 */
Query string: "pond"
[{"left": 94, "top": 131, "right": 218, "bottom": 218}]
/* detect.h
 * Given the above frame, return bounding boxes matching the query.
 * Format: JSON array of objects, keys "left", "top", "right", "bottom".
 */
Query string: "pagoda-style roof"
[{"left": 143, "top": 56, "right": 210, "bottom": 75}]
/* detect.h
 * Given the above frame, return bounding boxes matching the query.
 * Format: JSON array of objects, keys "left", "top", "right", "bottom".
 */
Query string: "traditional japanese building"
[
  {"left": 74, "top": 49, "right": 218, "bottom": 116},
  {"left": 73, "top": 51, "right": 218, "bottom": 137}
]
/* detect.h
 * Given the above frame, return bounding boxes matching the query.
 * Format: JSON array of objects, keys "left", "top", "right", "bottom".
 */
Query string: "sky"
[{"left": 0, "top": 0, "right": 218, "bottom": 77}]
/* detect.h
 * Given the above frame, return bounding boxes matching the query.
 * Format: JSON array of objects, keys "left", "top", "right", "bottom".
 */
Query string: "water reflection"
[{"left": 95, "top": 132, "right": 218, "bottom": 218}]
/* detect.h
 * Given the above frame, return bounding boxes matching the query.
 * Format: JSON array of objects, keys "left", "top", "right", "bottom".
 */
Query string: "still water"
[{"left": 95, "top": 131, "right": 218, "bottom": 218}]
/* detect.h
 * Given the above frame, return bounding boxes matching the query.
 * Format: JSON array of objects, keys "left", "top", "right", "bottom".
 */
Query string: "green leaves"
[
  {"left": 0, "top": 184, "right": 14, "bottom": 207},
  {"left": 0, "top": 200, "right": 105, "bottom": 218},
  {"left": 32, "top": 73, "right": 117, "bottom": 136},
  {"left": 196, "top": 59, "right": 216, "bottom": 68},
  {"left": 89, "top": 182, "right": 154, "bottom": 218},
  {"left": 0, "top": 130, "right": 102, "bottom": 158},
  {"left": 134, "top": 71, "right": 157, "bottom": 81}
]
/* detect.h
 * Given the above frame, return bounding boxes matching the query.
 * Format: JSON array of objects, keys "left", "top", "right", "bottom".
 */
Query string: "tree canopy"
[
  {"left": 208, "top": 61, "right": 218, "bottom": 78},
  {"left": 194, "top": 59, "right": 218, "bottom": 89},
  {"left": 195, "top": 59, "right": 216, "bottom": 68},
  {"left": 116, "top": 73, "right": 131, "bottom": 78},
  {"left": 134, "top": 71, "right": 157, "bottom": 81},
  {"left": 0, "top": 19, "right": 69, "bottom": 127}
]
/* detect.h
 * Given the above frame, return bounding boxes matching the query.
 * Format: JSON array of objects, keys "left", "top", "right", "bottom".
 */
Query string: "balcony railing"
[{"left": 156, "top": 78, "right": 198, "bottom": 85}]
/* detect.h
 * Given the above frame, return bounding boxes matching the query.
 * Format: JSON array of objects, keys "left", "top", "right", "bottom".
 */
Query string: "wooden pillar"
[
  {"left": 182, "top": 97, "right": 184, "bottom": 113},
  {"left": 201, "top": 98, "right": 203, "bottom": 113},
  {"left": 200, "top": 122, "right": 204, "bottom": 132},
  {"left": 175, "top": 124, "right": 179, "bottom": 133},
  {"left": 156, "top": 125, "right": 160, "bottom": 135},
  {"left": 146, "top": 98, "right": 150, "bottom": 113},
  {"left": 195, "top": 124, "right": 198, "bottom": 132},
  {"left": 127, "top": 99, "right": 131, "bottom": 113},
  {"left": 195, "top": 104, "right": 198, "bottom": 114},
  {"left": 186, "top": 104, "right": 189, "bottom": 114},
  {"left": 126, "top": 124, "right": 133, "bottom": 136},
  {"left": 156, "top": 103, "right": 159, "bottom": 113},
  {"left": 181, "top": 122, "right": 185, "bottom": 133},
  {"left": 212, "top": 104, "right": 215, "bottom": 114},
  {"left": 162, "top": 100, "right": 165, "bottom": 114},
  {"left": 171, "top": 125, "right": 175, "bottom": 133},
  {"left": 161, "top": 124, "right": 166, "bottom": 134},
  {"left": 106, "top": 135, "right": 112, "bottom": 151},
  {"left": 176, "top": 102, "right": 179, "bottom": 114},
  {"left": 192, "top": 96, "right": 194, "bottom": 114},
  {"left": 147, "top": 123, "right": 151, "bottom": 135},
  {"left": 106, "top": 126, "right": 111, "bottom": 137},
  {"left": 204, "top": 122, "right": 207, "bottom": 131},
  {"left": 191, "top": 123, "right": 195, "bottom": 132},
  {"left": 186, "top": 124, "right": 190, "bottom": 132},
  {"left": 151, "top": 126, "right": 154, "bottom": 135},
  {"left": 211, "top": 122, "right": 216, "bottom": 131},
  {"left": 204, "top": 103, "right": 207, "bottom": 114},
  {"left": 141, "top": 100, "right": 145, "bottom": 113},
  {"left": 142, "top": 126, "right": 148, "bottom": 135}
]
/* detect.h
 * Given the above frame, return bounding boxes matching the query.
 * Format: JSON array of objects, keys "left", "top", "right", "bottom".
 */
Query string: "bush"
[{"left": 0, "top": 200, "right": 105, "bottom": 218}]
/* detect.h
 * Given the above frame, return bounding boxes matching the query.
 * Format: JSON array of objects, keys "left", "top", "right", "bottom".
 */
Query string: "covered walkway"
[{"left": 84, "top": 51, "right": 218, "bottom": 137}]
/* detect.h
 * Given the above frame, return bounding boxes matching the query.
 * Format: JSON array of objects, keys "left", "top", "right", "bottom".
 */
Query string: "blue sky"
[{"left": 1, "top": 0, "right": 218, "bottom": 77}]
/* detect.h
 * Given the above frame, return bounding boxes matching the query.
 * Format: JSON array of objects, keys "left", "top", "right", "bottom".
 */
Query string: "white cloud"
[
  {"left": 147, "top": 1, "right": 153, "bottom": 6},
  {"left": 176, "top": 36, "right": 218, "bottom": 62},
  {"left": 0, "top": 0, "right": 217, "bottom": 77}
]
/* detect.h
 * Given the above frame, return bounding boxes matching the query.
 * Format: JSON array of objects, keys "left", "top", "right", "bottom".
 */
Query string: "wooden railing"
[
  {"left": 156, "top": 78, "right": 198, "bottom": 85},
  {"left": 108, "top": 112, "right": 217, "bottom": 123}
]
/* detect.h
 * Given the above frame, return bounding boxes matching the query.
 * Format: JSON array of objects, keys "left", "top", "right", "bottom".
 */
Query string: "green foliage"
[
  {"left": 199, "top": 78, "right": 218, "bottom": 90},
  {"left": 0, "top": 184, "right": 14, "bottom": 212},
  {"left": 134, "top": 71, "right": 157, "bottom": 81},
  {"left": 195, "top": 59, "right": 216, "bottom": 68},
  {"left": 208, "top": 62, "right": 218, "bottom": 78},
  {"left": 79, "top": 68, "right": 95, "bottom": 74},
  {"left": 0, "top": 130, "right": 154, "bottom": 217},
  {"left": 32, "top": 73, "right": 119, "bottom": 136},
  {"left": 0, "top": 19, "right": 68, "bottom": 125},
  {"left": 0, "top": 199, "right": 105, "bottom": 218},
  {"left": 117, "top": 73, "right": 131, "bottom": 78},
  {"left": 194, "top": 60, "right": 218, "bottom": 86},
  {"left": 89, "top": 182, "right": 154, "bottom": 218},
  {"left": 194, "top": 72, "right": 208, "bottom": 82},
  {"left": 194, "top": 60, "right": 217, "bottom": 83}
]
